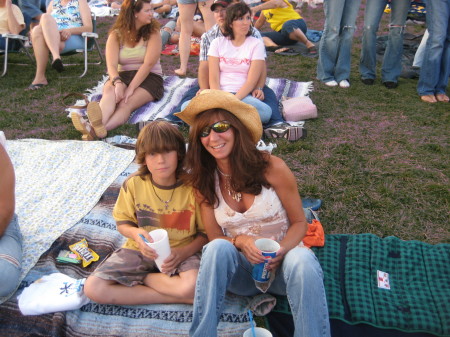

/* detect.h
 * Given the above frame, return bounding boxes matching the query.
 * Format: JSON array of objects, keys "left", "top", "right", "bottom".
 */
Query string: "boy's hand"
[
  {"left": 135, "top": 230, "right": 157, "bottom": 260},
  {"left": 160, "top": 247, "right": 187, "bottom": 273}
]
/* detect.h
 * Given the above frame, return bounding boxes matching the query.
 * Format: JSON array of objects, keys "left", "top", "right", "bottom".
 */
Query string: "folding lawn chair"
[
  {"left": 60, "top": 13, "right": 104, "bottom": 78},
  {"left": 0, "top": 33, "right": 34, "bottom": 77}
]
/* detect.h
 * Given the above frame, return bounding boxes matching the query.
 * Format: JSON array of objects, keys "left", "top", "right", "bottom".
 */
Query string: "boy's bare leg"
[
  {"left": 84, "top": 275, "right": 193, "bottom": 305},
  {"left": 144, "top": 270, "right": 197, "bottom": 300}
]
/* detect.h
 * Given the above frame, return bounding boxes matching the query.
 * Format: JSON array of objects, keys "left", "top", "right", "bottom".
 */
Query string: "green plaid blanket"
[{"left": 272, "top": 234, "right": 450, "bottom": 336}]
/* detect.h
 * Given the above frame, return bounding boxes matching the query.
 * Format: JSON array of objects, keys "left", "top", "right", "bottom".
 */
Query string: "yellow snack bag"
[{"left": 69, "top": 238, "right": 99, "bottom": 267}]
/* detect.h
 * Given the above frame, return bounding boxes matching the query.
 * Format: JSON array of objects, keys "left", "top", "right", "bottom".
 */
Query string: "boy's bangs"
[{"left": 140, "top": 125, "right": 179, "bottom": 154}]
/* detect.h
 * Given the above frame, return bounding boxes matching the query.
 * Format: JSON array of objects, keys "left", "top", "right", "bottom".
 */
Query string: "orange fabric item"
[
  {"left": 161, "top": 42, "right": 200, "bottom": 56},
  {"left": 303, "top": 219, "right": 325, "bottom": 248}
]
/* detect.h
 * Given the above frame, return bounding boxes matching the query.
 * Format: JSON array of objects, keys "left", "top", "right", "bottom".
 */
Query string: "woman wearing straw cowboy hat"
[{"left": 175, "top": 90, "right": 330, "bottom": 337}]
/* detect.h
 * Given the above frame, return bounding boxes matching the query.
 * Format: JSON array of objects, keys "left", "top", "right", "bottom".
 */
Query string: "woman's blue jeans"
[
  {"left": 181, "top": 94, "right": 272, "bottom": 125},
  {"left": 317, "top": 0, "right": 361, "bottom": 83},
  {"left": 189, "top": 239, "right": 331, "bottom": 337},
  {"left": 417, "top": 0, "right": 450, "bottom": 96},
  {"left": 359, "top": 0, "right": 410, "bottom": 83},
  {"left": 0, "top": 214, "right": 23, "bottom": 301}
]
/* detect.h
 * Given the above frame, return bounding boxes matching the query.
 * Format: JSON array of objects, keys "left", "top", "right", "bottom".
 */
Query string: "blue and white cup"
[{"left": 252, "top": 238, "right": 280, "bottom": 282}]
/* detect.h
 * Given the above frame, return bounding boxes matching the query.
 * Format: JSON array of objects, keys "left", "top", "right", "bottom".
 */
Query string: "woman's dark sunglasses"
[{"left": 200, "top": 120, "right": 232, "bottom": 138}]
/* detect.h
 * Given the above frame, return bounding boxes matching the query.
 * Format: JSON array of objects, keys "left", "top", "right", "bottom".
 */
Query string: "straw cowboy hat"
[{"left": 174, "top": 90, "right": 263, "bottom": 144}]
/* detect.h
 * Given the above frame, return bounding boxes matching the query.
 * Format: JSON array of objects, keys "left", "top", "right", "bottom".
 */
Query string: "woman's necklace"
[
  {"left": 217, "top": 168, "right": 242, "bottom": 202},
  {"left": 151, "top": 179, "right": 176, "bottom": 210}
]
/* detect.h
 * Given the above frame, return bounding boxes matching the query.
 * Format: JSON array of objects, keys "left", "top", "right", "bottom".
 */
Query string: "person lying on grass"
[
  {"left": 84, "top": 121, "right": 207, "bottom": 305},
  {"left": 250, "top": 0, "right": 317, "bottom": 55},
  {"left": 71, "top": 0, "right": 163, "bottom": 140}
]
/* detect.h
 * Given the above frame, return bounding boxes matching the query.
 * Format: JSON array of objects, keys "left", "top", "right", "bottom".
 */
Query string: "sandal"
[
  {"left": 70, "top": 111, "right": 96, "bottom": 141},
  {"left": 26, "top": 83, "right": 47, "bottom": 90},
  {"left": 435, "top": 93, "right": 449, "bottom": 102},
  {"left": 273, "top": 47, "right": 300, "bottom": 56},
  {"left": 307, "top": 46, "right": 317, "bottom": 55},
  {"left": 51, "top": 58, "right": 64, "bottom": 73},
  {"left": 86, "top": 102, "right": 107, "bottom": 138},
  {"left": 266, "top": 45, "right": 282, "bottom": 52}
]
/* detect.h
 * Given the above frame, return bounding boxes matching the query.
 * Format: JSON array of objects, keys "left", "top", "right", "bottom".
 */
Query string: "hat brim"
[
  {"left": 174, "top": 90, "right": 263, "bottom": 144},
  {"left": 210, "top": 1, "right": 228, "bottom": 11}
]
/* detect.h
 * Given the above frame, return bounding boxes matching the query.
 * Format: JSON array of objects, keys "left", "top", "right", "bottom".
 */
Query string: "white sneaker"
[
  {"left": 339, "top": 80, "right": 350, "bottom": 88},
  {"left": 324, "top": 80, "right": 338, "bottom": 87}
]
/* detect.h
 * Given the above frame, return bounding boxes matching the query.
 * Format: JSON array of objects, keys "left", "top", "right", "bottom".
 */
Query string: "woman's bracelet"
[
  {"left": 111, "top": 76, "right": 122, "bottom": 86},
  {"left": 231, "top": 235, "right": 240, "bottom": 247},
  {"left": 257, "top": 87, "right": 264, "bottom": 91}
]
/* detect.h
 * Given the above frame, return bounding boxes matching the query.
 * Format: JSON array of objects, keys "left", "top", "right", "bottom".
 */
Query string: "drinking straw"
[
  {"left": 138, "top": 234, "right": 150, "bottom": 244},
  {"left": 247, "top": 309, "right": 256, "bottom": 337}
]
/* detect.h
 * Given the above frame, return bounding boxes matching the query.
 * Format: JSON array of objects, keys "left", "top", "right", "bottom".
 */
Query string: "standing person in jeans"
[
  {"left": 359, "top": 0, "right": 410, "bottom": 89},
  {"left": 0, "top": 138, "right": 23, "bottom": 304},
  {"left": 316, "top": 0, "right": 361, "bottom": 88},
  {"left": 417, "top": 0, "right": 449, "bottom": 103}
]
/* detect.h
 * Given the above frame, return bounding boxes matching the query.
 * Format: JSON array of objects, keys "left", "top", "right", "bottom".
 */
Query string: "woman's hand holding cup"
[{"left": 238, "top": 235, "right": 265, "bottom": 264}]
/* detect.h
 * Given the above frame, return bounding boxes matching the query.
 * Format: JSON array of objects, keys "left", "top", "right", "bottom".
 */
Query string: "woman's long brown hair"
[
  {"left": 182, "top": 109, "right": 270, "bottom": 207},
  {"left": 110, "top": 0, "right": 159, "bottom": 44}
]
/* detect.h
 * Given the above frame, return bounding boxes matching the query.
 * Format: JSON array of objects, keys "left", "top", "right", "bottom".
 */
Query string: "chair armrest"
[
  {"left": 0, "top": 33, "right": 29, "bottom": 41},
  {"left": 82, "top": 32, "right": 99, "bottom": 38}
]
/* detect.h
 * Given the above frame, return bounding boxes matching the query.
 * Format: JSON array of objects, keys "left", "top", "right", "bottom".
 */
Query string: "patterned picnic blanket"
[
  {"left": 2, "top": 139, "right": 135, "bottom": 304},
  {"left": 69, "top": 76, "right": 313, "bottom": 124},
  {"left": 0, "top": 148, "right": 276, "bottom": 337},
  {"left": 267, "top": 234, "right": 450, "bottom": 337}
]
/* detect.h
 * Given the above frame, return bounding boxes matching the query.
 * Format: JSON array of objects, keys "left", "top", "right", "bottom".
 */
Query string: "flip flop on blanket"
[
  {"left": 266, "top": 46, "right": 300, "bottom": 56},
  {"left": 86, "top": 102, "right": 107, "bottom": 139}
]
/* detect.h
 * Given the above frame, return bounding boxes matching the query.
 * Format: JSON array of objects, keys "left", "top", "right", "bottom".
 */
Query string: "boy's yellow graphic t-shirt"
[{"left": 113, "top": 175, "right": 205, "bottom": 251}]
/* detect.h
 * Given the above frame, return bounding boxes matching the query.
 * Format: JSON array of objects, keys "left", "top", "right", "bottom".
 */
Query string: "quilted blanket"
[
  {"left": 69, "top": 76, "right": 313, "bottom": 124},
  {"left": 2, "top": 139, "right": 135, "bottom": 304},
  {"left": 0, "top": 152, "right": 276, "bottom": 337},
  {"left": 267, "top": 234, "right": 450, "bottom": 337}
]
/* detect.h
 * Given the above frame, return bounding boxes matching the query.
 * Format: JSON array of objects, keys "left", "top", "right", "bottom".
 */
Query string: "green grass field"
[{"left": 0, "top": 4, "right": 448, "bottom": 244}]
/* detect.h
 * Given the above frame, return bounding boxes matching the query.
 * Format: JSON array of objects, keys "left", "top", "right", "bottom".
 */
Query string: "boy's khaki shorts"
[{"left": 91, "top": 248, "right": 200, "bottom": 287}]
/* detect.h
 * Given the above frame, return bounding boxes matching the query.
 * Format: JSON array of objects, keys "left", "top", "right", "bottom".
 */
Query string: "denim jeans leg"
[
  {"left": 269, "top": 247, "right": 331, "bottom": 337},
  {"left": 435, "top": 4, "right": 450, "bottom": 94},
  {"left": 189, "top": 239, "right": 258, "bottom": 337},
  {"left": 413, "top": 29, "right": 429, "bottom": 68},
  {"left": 241, "top": 95, "right": 272, "bottom": 124},
  {"left": 263, "top": 85, "right": 284, "bottom": 126},
  {"left": 317, "top": 0, "right": 346, "bottom": 82},
  {"left": 417, "top": 0, "right": 450, "bottom": 96},
  {"left": 334, "top": 0, "right": 361, "bottom": 82},
  {"left": 166, "top": 85, "right": 200, "bottom": 121},
  {"left": 360, "top": 0, "right": 386, "bottom": 80},
  {"left": 0, "top": 214, "right": 23, "bottom": 301},
  {"left": 381, "top": 0, "right": 410, "bottom": 83}
]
